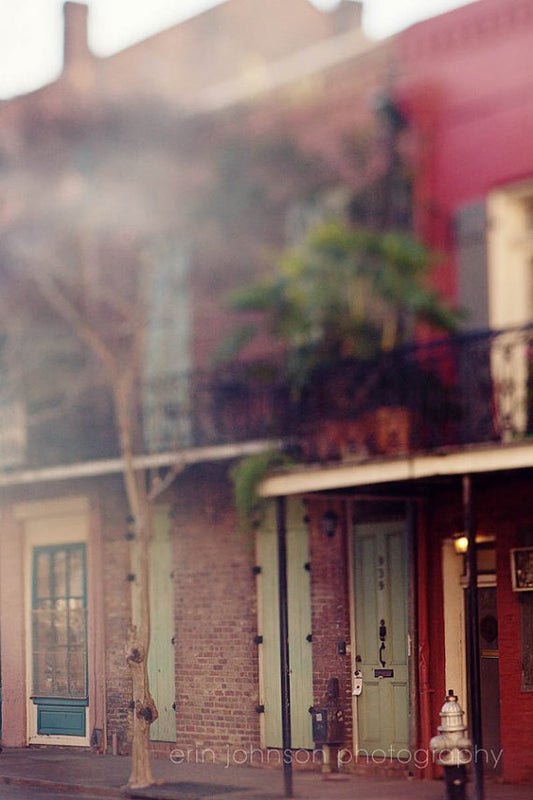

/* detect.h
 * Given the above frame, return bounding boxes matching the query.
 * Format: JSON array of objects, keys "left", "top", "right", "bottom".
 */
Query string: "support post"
[
  {"left": 463, "top": 474, "right": 484, "bottom": 800},
  {"left": 414, "top": 501, "right": 434, "bottom": 779},
  {"left": 276, "top": 495, "right": 293, "bottom": 798}
]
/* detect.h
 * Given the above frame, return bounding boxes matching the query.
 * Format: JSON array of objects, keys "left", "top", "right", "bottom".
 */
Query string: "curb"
[
  {"left": 0, "top": 774, "right": 124, "bottom": 797},
  {"left": 0, "top": 774, "right": 273, "bottom": 800}
]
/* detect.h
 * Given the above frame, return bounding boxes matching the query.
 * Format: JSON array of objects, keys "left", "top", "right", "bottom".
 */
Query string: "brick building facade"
[
  {"left": 0, "top": 0, "right": 532, "bottom": 790},
  {"left": 0, "top": 0, "right": 394, "bottom": 765}
]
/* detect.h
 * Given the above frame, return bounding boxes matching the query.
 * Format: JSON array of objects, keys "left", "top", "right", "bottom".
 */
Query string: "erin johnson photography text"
[{"left": 169, "top": 745, "right": 503, "bottom": 770}]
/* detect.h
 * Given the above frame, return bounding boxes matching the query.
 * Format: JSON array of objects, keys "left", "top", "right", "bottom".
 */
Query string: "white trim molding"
[{"left": 259, "top": 440, "right": 533, "bottom": 497}]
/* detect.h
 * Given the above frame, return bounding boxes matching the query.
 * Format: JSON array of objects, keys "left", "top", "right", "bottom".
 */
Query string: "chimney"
[
  {"left": 330, "top": 0, "right": 363, "bottom": 34},
  {"left": 63, "top": 2, "right": 91, "bottom": 71}
]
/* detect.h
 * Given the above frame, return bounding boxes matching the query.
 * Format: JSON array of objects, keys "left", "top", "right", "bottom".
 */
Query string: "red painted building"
[{"left": 395, "top": 0, "right": 533, "bottom": 782}]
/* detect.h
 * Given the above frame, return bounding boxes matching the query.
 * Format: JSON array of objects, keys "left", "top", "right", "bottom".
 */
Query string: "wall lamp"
[
  {"left": 453, "top": 531, "right": 494, "bottom": 555},
  {"left": 321, "top": 509, "right": 339, "bottom": 538},
  {"left": 453, "top": 533, "right": 469, "bottom": 555}
]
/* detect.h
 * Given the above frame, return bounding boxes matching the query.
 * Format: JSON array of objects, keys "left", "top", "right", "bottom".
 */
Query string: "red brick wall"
[
  {"left": 85, "top": 466, "right": 261, "bottom": 761},
  {"left": 170, "top": 464, "right": 260, "bottom": 762},
  {"left": 307, "top": 497, "right": 353, "bottom": 747},
  {"left": 478, "top": 480, "right": 533, "bottom": 784},
  {"left": 494, "top": 521, "right": 533, "bottom": 783}
]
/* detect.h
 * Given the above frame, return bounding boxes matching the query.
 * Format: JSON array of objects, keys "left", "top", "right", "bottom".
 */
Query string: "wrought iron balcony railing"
[
  {"left": 3, "top": 325, "right": 533, "bottom": 471},
  {"left": 144, "top": 324, "right": 533, "bottom": 461},
  {"left": 290, "top": 324, "right": 533, "bottom": 460}
]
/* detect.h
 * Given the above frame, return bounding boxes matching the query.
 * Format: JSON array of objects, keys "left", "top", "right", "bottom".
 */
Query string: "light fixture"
[
  {"left": 453, "top": 533, "right": 469, "bottom": 555},
  {"left": 321, "top": 509, "right": 339, "bottom": 538},
  {"left": 452, "top": 531, "right": 494, "bottom": 555}
]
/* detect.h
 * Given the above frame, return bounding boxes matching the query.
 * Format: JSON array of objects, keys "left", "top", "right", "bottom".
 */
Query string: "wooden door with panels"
[{"left": 353, "top": 520, "right": 410, "bottom": 756}]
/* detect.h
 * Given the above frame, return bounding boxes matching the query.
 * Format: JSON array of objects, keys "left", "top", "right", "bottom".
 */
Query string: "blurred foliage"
[
  {"left": 230, "top": 448, "right": 295, "bottom": 528},
  {"left": 226, "top": 219, "right": 462, "bottom": 392}
]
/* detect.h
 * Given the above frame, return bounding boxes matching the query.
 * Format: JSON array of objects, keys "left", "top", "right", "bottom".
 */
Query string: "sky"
[{"left": 1, "top": 0, "right": 478, "bottom": 100}]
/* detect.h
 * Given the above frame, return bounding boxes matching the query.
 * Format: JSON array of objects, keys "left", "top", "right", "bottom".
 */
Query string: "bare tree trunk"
[
  {"left": 126, "top": 608, "right": 158, "bottom": 788},
  {"left": 113, "top": 375, "right": 158, "bottom": 789}
]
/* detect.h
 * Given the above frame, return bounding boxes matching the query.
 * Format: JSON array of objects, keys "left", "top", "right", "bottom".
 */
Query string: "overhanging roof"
[
  {"left": 0, "top": 439, "right": 279, "bottom": 488},
  {"left": 258, "top": 440, "right": 533, "bottom": 497},
  {"left": 3, "top": 438, "right": 532, "bottom": 496}
]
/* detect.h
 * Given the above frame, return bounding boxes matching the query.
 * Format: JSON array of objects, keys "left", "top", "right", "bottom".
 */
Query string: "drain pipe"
[
  {"left": 463, "top": 475, "right": 484, "bottom": 800},
  {"left": 276, "top": 496, "right": 293, "bottom": 798}
]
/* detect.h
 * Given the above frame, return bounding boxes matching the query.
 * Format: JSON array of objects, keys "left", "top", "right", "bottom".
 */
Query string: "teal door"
[
  {"left": 31, "top": 543, "right": 88, "bottom": 736},
  {"left": 354, "top": 521, "right": 409, "bottom": 755},
  {"left": 256, "top": 498, "right": 314, "bottom": 749}
]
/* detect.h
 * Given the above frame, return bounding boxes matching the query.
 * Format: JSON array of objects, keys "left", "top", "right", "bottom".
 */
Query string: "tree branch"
[
  {"left": 148, "top": 464, "right": 185, "bottom": 502},
  {"left": 28, "top": 271, "right": 117, "bottom": 376}
]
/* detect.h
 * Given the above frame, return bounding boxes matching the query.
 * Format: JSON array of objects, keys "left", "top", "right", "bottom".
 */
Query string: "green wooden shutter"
[
  {"left": 256, "top": 507, "right": 282, "bottom": 747},
  {"left": 148, "top": 507, "right": 176, "bottom": 742},
  {"left": 286, "top": 500, "right": 314, "bottom": 749},
  {"left": 256, "top": 498, "right": 314, "bottom": 749}
]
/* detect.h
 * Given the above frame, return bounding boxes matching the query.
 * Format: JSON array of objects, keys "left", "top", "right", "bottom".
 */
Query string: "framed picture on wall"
[{"left": 510, "top": 547, "right": 533, "bottom": 591}]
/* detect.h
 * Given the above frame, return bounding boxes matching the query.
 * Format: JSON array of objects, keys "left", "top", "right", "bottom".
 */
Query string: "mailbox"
[
  {"left": 310, "top": 677, "right": 345, "bottom": 745},
  {"left": 310, "top": 706, "right": 344, "bottom": 745}
]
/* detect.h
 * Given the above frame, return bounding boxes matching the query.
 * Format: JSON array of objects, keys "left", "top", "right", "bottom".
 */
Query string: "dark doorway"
[{"left": 477, "top": 585, "right": 501, "bottom": 773}]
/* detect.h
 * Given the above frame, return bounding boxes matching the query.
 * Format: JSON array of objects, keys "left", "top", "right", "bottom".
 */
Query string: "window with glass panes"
[{"left": 32, "top": 544, "right": 87, "bottom": 698}]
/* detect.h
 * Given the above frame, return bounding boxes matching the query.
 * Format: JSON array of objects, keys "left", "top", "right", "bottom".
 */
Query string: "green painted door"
[
  {"left": 354, "top": 521, "right": 409, "bottom": 755},
  {"left": 256, "top": 498, "right": 314, "bottom": 749},
  {"left": 148, "top": 507, "right": 176, "bottom": 742}
]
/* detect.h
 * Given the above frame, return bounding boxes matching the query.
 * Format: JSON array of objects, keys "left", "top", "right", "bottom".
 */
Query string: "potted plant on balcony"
[
  {"left": 225, "top": 218, "right": 461, "bottom": 473},
  {"left": 228, "top": 220, "right": 458, "bottom": 380}
]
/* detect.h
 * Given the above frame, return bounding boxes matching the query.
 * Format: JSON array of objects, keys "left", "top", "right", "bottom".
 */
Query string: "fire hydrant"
[{"left": 430, "top": 690, "right": 471, "bottom": 800}]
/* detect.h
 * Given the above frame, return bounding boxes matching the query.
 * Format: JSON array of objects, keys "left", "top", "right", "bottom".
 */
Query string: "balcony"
[
  {"left": 290, "top": 324, "right": 533, "bottom": 461},
  {"left": 2, "top": 325, "right": 533, "bottom": 472},
  {"left": 144, "top": 325, "right": 533, "bottom": 462}
]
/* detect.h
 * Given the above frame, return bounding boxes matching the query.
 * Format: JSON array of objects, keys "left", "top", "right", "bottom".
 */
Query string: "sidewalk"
[{"left": 0, "top": 747, "right": 532, "bottom": 800}]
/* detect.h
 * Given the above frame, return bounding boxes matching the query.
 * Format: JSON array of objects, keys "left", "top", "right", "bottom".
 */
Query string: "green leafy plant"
[
  {"left": 226, "top": 219, "right": 462, "bottom": 393},
  {"left": 230, "top": 449, "right": 295, "bottom": 527}
]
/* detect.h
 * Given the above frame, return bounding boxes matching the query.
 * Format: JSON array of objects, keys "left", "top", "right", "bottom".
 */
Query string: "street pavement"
[
  {"left": 0, "top": 747, "right": 532, "bottom": 800},
  {"left": 0, "top": 785, "right": 111, "bottom": 800}
]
